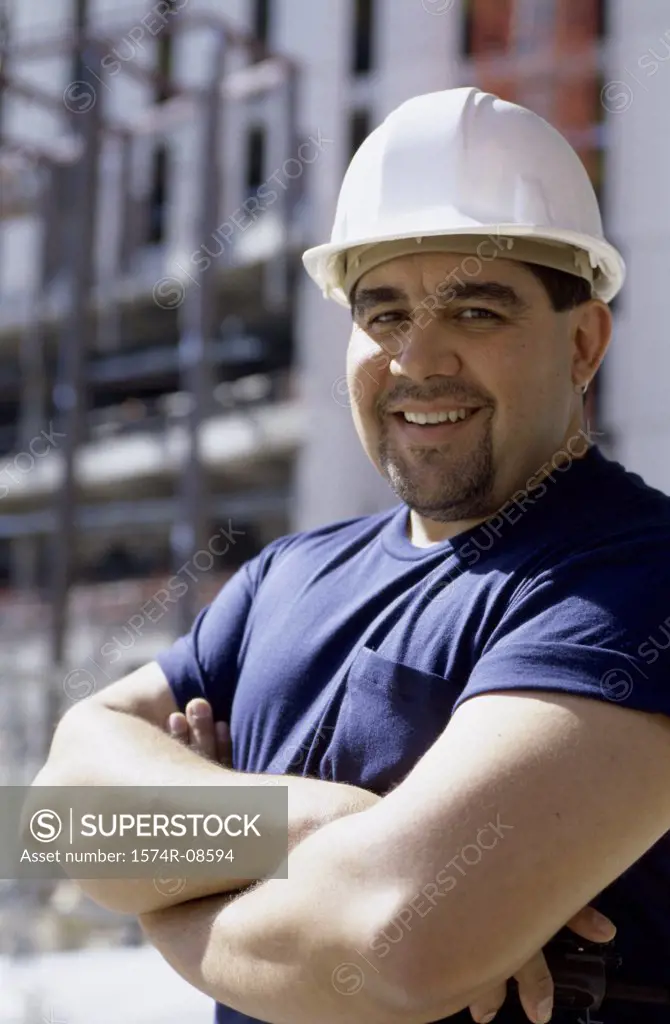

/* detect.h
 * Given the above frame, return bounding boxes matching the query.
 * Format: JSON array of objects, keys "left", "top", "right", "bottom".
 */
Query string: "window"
[
  {"left": 252, "top": 0, "right": 271, "bottom": 46},
  {"left": 352, "top": 0, "right": 375, "bottom": 75},
  {"left": 556, "top": 0, "right": 606, "bottom": 48},
  {"left": 596, "top": 0, "right": 607, "bottom": 38},
  {"left": 461, "top": 0, "right": 473, "bottom": 56},
  {"left": 73, "top": 0, "right": 88, "bottom": 28},
  {"left": 0, "top": 0, "right": 9, "bottom": 70},
  {"left": 0, "top": 539, "right": 10, "bottom": 586},
  {"left": 250, "top": 0, "right": 271, "bottom": 62},
  {"left": 0, "top": 0, "right": 11, "bottom": 132},
  {"left": 156, "top": 0, "right": 178, "bottom": 102},
  {"left": 71, "top": 0, "right": 89, "bottom": 84},
  {"left": 584, "top": 140, "right": 605, "bottom": 209},
  {"left": 209, "top": 518, "right": 262, "bottom": 568},
  {"left": 245, "top": 125, "right": 266, "bottom": 196},
  {"left": 461, "top": 0, "right": 514, "bottom": 58},
  {"left": 148, "top": 0, "right": 178, "bottom": 241},
  {"left": 148, "top": 147, "right": 169, "bottom": 244},
  {"left": 348, "top": 109, "right": 371, "bottom": 160}
]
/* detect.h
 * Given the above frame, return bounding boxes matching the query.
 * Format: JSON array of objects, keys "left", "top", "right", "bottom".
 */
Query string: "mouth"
[{"left": 388, "top": 406, "right": 485, "bottom": 443}]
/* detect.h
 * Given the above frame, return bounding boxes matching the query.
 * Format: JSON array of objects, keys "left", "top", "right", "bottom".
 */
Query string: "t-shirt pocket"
[{"left": 319, "top": 646, "right": 461, "bottom": 793}]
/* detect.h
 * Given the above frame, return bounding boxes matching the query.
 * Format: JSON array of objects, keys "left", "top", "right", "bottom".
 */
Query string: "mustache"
[{"left": 379, "top": 385, "right": 493, "bottom": 413}]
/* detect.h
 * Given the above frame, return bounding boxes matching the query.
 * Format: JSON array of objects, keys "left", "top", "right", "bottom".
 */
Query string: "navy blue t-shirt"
[{"left": 158, "top": 446, "right": 670, "bottom": 1024}]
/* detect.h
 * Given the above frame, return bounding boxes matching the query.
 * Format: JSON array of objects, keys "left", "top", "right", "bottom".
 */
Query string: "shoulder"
[
  {"left": 548, "top": 452, "right": 670, "bottom": 583},
  {"left": 454, "top": 457, "right": 670, "bottom": 712},
  {"left": 507, "top": 505, "right": 670, "bottom": 638},
  {"left": 513, "top": 449, "right": 670, "bottom": 585},
  {"left": 585, "top": 449, "right": 670, "bottom": 526},
  {"left": 248, "top": 506, "right": 403, "bottom": 591}
]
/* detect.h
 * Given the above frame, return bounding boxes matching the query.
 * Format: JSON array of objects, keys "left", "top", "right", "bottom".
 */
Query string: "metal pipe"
[
  {"left": 46, "top": 45, "right": 103, "bottom": 755},
  {"left": 18, "top": 163, "right": 50, "bottom": 450}
]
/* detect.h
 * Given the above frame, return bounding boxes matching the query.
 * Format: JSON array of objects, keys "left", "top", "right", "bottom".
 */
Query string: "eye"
[
  {"left": 368, "top": 310, "right": 406, "bottom": 326},
  {"left": 457, "top": 307, "right": 503, "bottom": 322},
  {"left": 360, "top": 310, "right": 409, "bottom": 334}
]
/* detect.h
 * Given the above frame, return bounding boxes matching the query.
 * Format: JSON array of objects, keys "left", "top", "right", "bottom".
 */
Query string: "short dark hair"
[
  {"left": 348, "top": 260, "right": 595, "bottom": 314},
  {"left": 522, "top": 262, "right": 593, "bottom": 312}
]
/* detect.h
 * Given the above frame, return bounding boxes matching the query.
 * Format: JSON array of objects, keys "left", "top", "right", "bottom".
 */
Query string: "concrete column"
[{"left": 601, "top": 0, "right": 670, "bottom": 488}]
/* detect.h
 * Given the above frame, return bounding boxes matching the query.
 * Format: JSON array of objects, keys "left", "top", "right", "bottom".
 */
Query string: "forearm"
[
  {"left": 141, "top": 889, "right": 503, "bottom": 1024},
  {"left": 34, "top": 702, "right": 377, "bottom": 915},
  {"left": 40, "top": 701, "right": 224, "bottom": 789},
  {"left": 141, "top": 891, "right": 384, "bottom": 1024},
  {"left": 140, "top": 808, "right": 572, "bottom": 1024},
  {"left": 140, "top": 810, "right": 417, "bottom": 1024}
]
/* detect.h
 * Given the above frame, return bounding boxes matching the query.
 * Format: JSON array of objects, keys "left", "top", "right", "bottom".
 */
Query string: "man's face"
[{"left": 347, "top": 251, "right": 604, "bottom": 522}]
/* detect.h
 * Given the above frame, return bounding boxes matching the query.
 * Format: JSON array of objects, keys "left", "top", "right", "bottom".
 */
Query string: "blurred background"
[{"left": 0, "top": 0, "right": 666, "bottom": 1019}]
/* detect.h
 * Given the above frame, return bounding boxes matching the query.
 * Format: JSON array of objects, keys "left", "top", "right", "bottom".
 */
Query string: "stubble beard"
[{"left": 378, "top": 425, "right": 497, "bottom": 523}]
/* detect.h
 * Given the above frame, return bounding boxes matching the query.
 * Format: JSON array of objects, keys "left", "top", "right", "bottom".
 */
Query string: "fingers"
[
  {"left": 166, "top": 701, "right": 232, "bottom": 766},
  {"left": 565, "top": 904, "right": 616, "bottom": 943},
  {"left": 168, "top": 712, "right": 189, "bottom": 743},
  {"left": 469, "top": 982, "right": 506, "bottom": 1022},
  {"left": 184, "top": 699, "right": 218, "bottom": 761},
  {"left": 509, "top": 906, "right": 615, "bottom": 1024},
  {"left": 513, "top": 951, "right": 554, "bottom": 1024},
  {"left": 469, "top": 905, "right": 616, "bottom": 1024}
]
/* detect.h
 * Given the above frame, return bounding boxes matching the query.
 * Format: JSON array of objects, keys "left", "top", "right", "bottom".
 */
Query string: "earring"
[{"left": 576, "top": 380, "right": 594, "bottom": 440}]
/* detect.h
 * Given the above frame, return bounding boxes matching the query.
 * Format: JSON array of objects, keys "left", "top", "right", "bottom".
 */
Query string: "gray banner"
[{"left": 7, "top": 786, "right": 288, "bottom": 879}]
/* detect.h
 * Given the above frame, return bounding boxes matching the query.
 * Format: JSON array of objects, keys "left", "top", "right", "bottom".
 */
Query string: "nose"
[{"left": 388, "top": 319, "right": 463, "bottom": 383}]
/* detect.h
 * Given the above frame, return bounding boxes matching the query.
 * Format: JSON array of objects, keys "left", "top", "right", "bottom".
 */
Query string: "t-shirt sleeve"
[
  {"left": 156, "top": 539, "right": 286, "bottom": 721},
  {"left": 451, "top": 538, "right": 670, "bottom": 718}
]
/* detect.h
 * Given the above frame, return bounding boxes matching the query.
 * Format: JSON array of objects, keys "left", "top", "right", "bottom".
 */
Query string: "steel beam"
[{"left": 46, "top": 45, "right": 104, "bottom": 751}]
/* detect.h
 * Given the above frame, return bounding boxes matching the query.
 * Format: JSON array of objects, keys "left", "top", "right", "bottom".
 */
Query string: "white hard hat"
[{"left": 302, "top": 87, "right": 625, "bottom": 305}]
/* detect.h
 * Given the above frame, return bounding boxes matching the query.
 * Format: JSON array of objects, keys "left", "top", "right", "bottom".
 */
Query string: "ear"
[{"left": 569, "top": 300, "right": 612, "bottom": 387}]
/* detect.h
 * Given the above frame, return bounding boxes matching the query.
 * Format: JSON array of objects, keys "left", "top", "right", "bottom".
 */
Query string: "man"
[{"left": 35, "top": 88, "right": 670, "bottom": 1024}]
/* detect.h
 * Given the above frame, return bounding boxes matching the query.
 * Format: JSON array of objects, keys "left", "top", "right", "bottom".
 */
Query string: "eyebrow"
[
  {"left": 351, "top": 286, "right": 406, "bottom": 317},
  {"left": 351, "top": 280, "right": 529, "bottom": 318}
]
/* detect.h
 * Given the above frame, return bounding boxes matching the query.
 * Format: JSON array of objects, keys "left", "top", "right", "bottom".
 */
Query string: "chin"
[{"left": 384, "top": 467, "right": 498, "bottom": 523}]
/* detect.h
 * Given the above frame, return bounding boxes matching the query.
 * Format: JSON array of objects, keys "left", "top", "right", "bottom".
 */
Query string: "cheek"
[
  {"left": 491, "top": 331, "right": 565, "bottom": 434},
  {"left": 516, "top": 329, "right": 570, "bottom": 405},
  {"left": 347, "top": 330, "right": 389, "bottom": 414}
]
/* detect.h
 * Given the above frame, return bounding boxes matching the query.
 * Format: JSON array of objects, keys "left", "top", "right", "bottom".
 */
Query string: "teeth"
[{"left": 402, "top": 408, "right": 471, "bottom": 425}]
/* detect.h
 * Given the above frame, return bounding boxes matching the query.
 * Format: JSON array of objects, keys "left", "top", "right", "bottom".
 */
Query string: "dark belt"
[{"left": 509, "top": 934, "right": 670, "bottom": 1012}]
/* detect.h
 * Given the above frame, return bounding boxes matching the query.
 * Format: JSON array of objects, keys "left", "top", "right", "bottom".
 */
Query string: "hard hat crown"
[{"left": 303, "top": 87, "right": 625, "bottom": 305}]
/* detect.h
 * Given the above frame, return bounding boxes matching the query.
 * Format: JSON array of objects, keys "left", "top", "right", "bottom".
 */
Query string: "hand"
[
  {"left": 164, "top": 699, "right": 380, "bottom": 838},
  {"left": 166, "top": 698, "right": 232, "bottom": 767},
  {"left": 468, "top": 905, "right": 616, "bottom": 1023}
]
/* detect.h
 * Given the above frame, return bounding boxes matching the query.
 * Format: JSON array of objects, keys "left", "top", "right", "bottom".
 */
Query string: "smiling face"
[{"left": 348, "top": 251, "right": 611, "bottom": 537}]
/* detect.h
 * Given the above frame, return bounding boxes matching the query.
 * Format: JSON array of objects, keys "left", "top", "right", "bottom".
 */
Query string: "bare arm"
[
  {"left": 32, "top": 662, "right": 377, "bottom": 915},
  {"left": 139, "top": 692, "right": 670, "bottom": 1024},
  {"left": 146, "top": 700, "right": 616, "bottom": 1024}
]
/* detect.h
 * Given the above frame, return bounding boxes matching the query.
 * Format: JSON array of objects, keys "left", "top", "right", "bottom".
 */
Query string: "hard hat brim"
[{"left": 302, "top": 225, "right": 626, "bottom": 306}]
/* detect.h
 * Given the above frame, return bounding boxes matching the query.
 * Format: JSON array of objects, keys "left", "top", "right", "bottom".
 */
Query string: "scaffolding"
[{"left": 0, "top": 7, "right": 300, "bottom": 763}]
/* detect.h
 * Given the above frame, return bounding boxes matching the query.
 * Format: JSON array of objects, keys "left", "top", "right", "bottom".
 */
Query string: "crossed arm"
[
  {"left": 31, "top": 663, "right": 378, "bottom": 915},
  {"left": 35, "top": 662, "right": 670, "bottom": 1023},
  {"left": 136, "top": 689, "right": 670, "bottom": 1024}
]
